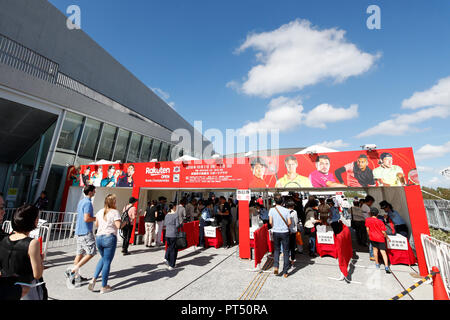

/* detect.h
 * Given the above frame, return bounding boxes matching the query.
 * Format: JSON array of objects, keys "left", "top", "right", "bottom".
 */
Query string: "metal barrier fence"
[
  {"left": 0, "top": 33, "right": 59, "bottom": 83},
  {"left": 421, "top": 234, "right": 450, "bottom": 298},
  {"left": 424, "top": 200, "right": 450, "bottom": 232}
]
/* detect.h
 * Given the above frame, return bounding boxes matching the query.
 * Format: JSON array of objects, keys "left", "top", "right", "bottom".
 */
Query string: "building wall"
[{"left": 0, "top": 0, "right": 211, "bottom": 153}]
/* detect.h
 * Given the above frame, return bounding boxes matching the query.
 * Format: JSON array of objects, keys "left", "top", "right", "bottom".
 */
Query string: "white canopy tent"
[{"left": 296, "top": 145, "right": 339, "bottom": 154}]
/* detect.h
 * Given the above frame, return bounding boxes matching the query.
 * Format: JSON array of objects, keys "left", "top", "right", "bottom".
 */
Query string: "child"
[{"left": 365, "top": 207, "right": 391, "bottom": 274}]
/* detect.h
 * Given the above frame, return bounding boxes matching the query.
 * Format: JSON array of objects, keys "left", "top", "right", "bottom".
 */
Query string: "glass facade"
[
  {"left": 127, "top": 132, "right": 142, "bottom": 163},
  {"left": 97, "top": 124, "right": 117, "bottom": 161},
  {"left": 78, "top": 118, "right": 101, "bottom": 159},
  {"left": 57, "top": 112, "right": 83, "bottom": 152},
  {"left": 113, "top": 128, "right": 130, "bottom": 163},
  {"left": 34, "top": 111, "right": 188, "bottom": 210}
]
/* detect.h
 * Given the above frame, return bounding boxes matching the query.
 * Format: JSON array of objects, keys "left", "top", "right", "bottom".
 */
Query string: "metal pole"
[{"left": 34, "top": 110, "right": 66, "bottom": 205}]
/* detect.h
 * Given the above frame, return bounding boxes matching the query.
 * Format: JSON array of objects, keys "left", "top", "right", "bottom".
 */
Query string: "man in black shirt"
[
  {"left": 293, "top": 193, "right": 305, "bottom": 226},
  {"left": 144, "top": 200, "right": 157, "bottom": 247},
  {"left": 217, "top": 196, "right": 231, "bottom": 248},
  {"left": 34, "top": 191, "right": 49, "bottom": 211}
]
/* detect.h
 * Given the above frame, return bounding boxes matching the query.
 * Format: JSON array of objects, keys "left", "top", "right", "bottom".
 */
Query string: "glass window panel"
[
  {"left": 167, "top": 145, "right": 173, "bottom": 161},
  {"left": 127, "top": 132, "right": 142, "bottom": 163},
  {"left": 78, "top": 119, "right": 101, "bottom": 159},
  {"left": 57, "top": 112, "right": 84, "bottom": 152},
  {"left": 150, "top": 139, "right": 161, "bottom": 161},
  {"left": 140, "top": 136, "right": 153, "bottom": 162},
  {"left": 113, "top": 128, "right": 130, "bottom": 162},
  {"left": 160, "top": 142, "right": 169, "bottom": 161},
  {"left": 97, "top": 124, "right": 117, "bottom": 161}
]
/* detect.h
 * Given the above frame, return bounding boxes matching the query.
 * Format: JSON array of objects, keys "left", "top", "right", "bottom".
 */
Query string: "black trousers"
[
  {"left": 353, "top": 221, "right": 367, "bottom": 245},
  {"left": 220, "top": 218, "right": 230, "bottom": 247},
  {"left": 121, "top": 225, "right": 133, "bottom": 252},
  {"left": 289, "top": 232, "right": 297, "bottom": 261},
  {"left": 165, "top": 237, "right": 178, "bottom": 267}
]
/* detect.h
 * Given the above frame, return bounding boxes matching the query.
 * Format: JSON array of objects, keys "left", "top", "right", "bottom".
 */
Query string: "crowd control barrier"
[{"left": 421, "top": 234, "right": 450, "bottom": 298}]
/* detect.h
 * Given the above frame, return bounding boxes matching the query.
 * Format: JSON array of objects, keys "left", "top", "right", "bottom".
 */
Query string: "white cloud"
[
  {"left": 359, "top": 76, "right": 450, "bottom": 138},
  {"left": 232, "top": 19, "right": 380, "bottom": 97},
  {"left": 237, "top": 96, "right": 358, "bottom": 135},
  {"left": 316, "top": 139, "right": 349, "bottom": 149},
  {"left": 237, "top": 96, "right": 304, "bottom": 136},
  {"left": 402, "top": 76, "right": 450, "bottom": 110},
  {"left": 415, "top": 141, "right": 450, "bottom": 160},
  {"left": 416, "top": 165, "right": 434, "bottom": 173},
  {"left": 303, "top": 104, "right": 358, "bottom": 128},
  {"left": 424, "top": 175, "right": 450, "bottom": 188},
  {"left": 357, "top": 106, "right": 450, "bottom": 137}
]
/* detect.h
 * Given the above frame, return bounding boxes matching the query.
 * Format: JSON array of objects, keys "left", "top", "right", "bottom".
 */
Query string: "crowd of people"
[{"left": 0, "top": 185, "right": 411, "bottom": 299}]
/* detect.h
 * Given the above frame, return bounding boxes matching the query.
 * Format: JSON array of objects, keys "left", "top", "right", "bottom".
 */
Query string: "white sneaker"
[
  {"left": 167, "top": 266, "right": 173, "bottom": 270},
  {"left": 88, "top": 278, "right": 96, "bottom": 291},
  {"left": 100, "top": 286, "right": 113, "bottom": 294}
]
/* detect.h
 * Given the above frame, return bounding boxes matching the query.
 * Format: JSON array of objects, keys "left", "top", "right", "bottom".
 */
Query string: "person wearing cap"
[
  {"left": 365, "top": 207, "right": 391, "bottom": 274},
  {"left": 250, "top": 157, "right": 269, "bottom": 188},
  {"left": 275, "top": 156, "right": 312, "bottom": 188},
  {"left": 373, "top": 153, "right": 405, "bottom": 186},
  {"left": 334, "top": 154, "right": 375, "bottom": 187},
  {"left": 121, "top": 197, "right": 138, "bottom": 255},
  {"left": 380, "top": 201, "right": 408, "bottom": 237}
]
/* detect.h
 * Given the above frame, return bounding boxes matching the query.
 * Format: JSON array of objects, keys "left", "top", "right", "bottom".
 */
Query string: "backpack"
[
  {"left": 156, "top": 205, "right": 165, "bottom": 222},
  {"left": 120, "top": 206, "right": 132, "bottom": 229}
]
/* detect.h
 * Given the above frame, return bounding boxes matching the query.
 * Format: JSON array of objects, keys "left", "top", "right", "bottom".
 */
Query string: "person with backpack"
[
  {"left": 144, "top": 200, "right": 157, "bottom": 247},
  {"left": 155, "top": 196, "right": 167, "bottom": 246},
  {"left": 121, "top": 197, "right": 137, "bottom": 256}
]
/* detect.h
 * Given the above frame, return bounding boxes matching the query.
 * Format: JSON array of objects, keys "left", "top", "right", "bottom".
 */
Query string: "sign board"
[
  {"left": 204, "top": 226, "right": 217, "bottom": 238},
  {"left": 249, "top": 226, "right": 259, "bottom": 240},
  {"left": 387, "top": 235, "right": 408, "bottom": 250},
  {"left": 236, "top": 189, "right": 251, "bottom": 201},
  {"left": 317, "top": 231, "right": 335, "bottom": 244},
  {"left": 6, "top": 188, "right": 18, "bottom": 202},
  {"left": 336, "top": 192, "right": 343, "bottom": 196}
]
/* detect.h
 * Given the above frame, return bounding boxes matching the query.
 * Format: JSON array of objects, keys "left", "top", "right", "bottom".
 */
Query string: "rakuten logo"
[{"left": 145, "top": 167, "right": 171, "bottom": 176}]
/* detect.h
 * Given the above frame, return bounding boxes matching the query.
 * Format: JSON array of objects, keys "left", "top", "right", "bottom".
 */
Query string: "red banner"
[
  {"left": 75, "top": 147, "right": 418, "bottom": 191},
  {"left": 336, "top": 225, "right": 353, "bottom": 277}
]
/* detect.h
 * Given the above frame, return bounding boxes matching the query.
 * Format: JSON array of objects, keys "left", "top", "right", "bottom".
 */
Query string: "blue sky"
[{"left": 49, "top": 0, "right": 450, "bottom": 188}]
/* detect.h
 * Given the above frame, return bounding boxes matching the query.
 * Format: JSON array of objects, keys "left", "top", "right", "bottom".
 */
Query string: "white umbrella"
[
  {"left": 296, "top": 145, "right": 338, "bottom": 154},
  {"left": 88, "top": 159, "right": 122, "bottom": 165}
]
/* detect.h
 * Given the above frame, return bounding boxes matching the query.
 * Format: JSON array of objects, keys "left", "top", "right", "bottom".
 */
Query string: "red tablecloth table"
[
  {"left": 204, "top": 228, "right": 223, "bottom": 248},
  {"left": 386, "top": 241, "right": 417, "bottom": 265},
  {"left": 315, "top": 234, "right": 338, "bottom": 258}
]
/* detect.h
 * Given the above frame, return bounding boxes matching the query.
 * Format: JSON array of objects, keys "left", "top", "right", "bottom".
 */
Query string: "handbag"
[
  {"left": 295, "top": 231, "right": 303, "bottom": 245},
  {"left": 175, "top": 227, "right": 188, "bottom": 249}
]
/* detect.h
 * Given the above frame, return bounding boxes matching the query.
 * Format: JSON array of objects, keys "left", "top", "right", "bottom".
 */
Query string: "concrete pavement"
[{"left": 42, "top": 236, "right": 433, "bottom": 300}]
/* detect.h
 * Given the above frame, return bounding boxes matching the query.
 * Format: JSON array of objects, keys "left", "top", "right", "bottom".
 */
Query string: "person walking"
[
  {"left": 65, "top": 185, "right": 97, "bottom": 285},
  {"left": 304, "top": 200, "right": 320, "bottom": 257},
  {"left": 286, "top": 201, "right": 298, "bottom": 266},
  {"left": 163, "top": 203, "right": 180, "bottom": 270},
  {"left": 269, "top": 195, "right": 291, "bottom": 278},
  {"left": 0, "top": 205, "right": 45, "bottom": 299},
  {"left": 365, "top": 207, "right": 392, "bottom": 274},
  {"left": 88, "top": 194, "right": 121, "bottom": 294},
  {"left": 349, "top": 200, "right": 367, "bottom": 246},
  {"left": 155, "top": 196, "right": 167, "bottom": 246},
  {"left": 121, "top": 197, "right": 137, "bottom": 256},
  {"left": 144, "top": 200, "right": 157, "bottom": 247},
  {"left": 199, "top": 200, "right": 213, "bottom": 248}
]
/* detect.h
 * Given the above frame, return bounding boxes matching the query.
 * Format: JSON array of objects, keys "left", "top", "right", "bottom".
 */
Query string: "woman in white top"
[
  {"left": 286, "top": 201, "right": 298, "bottom": 265},
  {"left": 88, "top": 194, "right": 121, "bottom": 294}
]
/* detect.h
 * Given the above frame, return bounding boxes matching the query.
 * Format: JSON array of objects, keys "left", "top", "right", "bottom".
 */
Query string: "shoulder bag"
[{"left": 175, "top": 226, "right": 188, "bottom": 250}]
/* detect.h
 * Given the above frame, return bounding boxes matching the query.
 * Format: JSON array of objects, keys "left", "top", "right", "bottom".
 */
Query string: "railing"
[
  {"left": 424, "top": 200, "right": 450, "bottom": 232},
  {"left": 0, "top": 33, "right": 59, "bottom": 83},
  {"left": 421, "top": 234, "right": 450, "bottom": 298}
]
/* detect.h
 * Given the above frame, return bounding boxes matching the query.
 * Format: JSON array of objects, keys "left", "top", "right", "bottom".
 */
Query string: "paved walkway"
[{"left": 43, "top": 236, "right": 433, "bottom": 300}]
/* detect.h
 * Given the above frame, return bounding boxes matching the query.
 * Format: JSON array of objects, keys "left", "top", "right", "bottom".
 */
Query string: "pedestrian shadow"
[
  {"left": 175, "top": 254, "right": 216, "bottom": 268},
  {"left": 177, "top": 249, "right": 217, "bottom": 261},
  {"left": 287, "top": 254, "right": 316, "bottom": 276},
  {"left": 107, "top": 263, "right": 160, "bottom": 281},
  {"left": 126, "top": 247, "right": 164, "bottom": 255},
  {"left": 111, "top": 267, "right": 185, "bottom": 291},
  {"left": 45, "top": 255, "right": 76, "bottom": 268}
]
